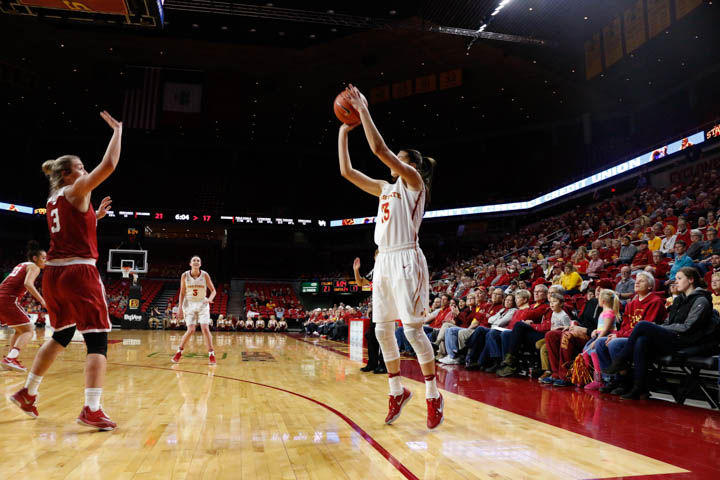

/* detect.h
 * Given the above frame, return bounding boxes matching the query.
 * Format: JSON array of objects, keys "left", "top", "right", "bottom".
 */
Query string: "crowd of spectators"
[
  {"left": 355, "top": 170, "right": 720, "bottom": 401},
  {"left": 302, "top": 305, "right": 364, "bottom": 342}
]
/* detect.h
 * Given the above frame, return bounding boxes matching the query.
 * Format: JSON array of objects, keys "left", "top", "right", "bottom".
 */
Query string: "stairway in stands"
[
  {"left": 151, "top": 286, "right": 178, "bottom": 312},
  {"left": 228, "top": 279, "right": 246, "bottom": 318}
]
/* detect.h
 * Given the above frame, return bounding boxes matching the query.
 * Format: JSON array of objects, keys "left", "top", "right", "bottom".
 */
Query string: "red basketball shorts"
[
  {"left": 0, "top": 296, "right": 32, "bottom": 327},
  {"left": 43, "top": 263, "right": 111, "bottom": 334}
]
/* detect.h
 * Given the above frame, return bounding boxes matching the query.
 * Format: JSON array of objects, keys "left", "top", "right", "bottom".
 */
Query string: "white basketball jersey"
[
  {"left": 374, "top": 178, "right": 425, "bottom": 248},
  {"left": 184, "top": 270, "right": 207, "bottom": 303}
]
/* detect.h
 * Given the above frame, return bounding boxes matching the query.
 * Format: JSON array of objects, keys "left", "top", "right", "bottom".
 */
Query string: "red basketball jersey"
[
  {"left": 46, "top": 187, "right": 98, "bottom": 261},
  {"left": 0, "top": 262, "right": 30, "bottom": 299}
]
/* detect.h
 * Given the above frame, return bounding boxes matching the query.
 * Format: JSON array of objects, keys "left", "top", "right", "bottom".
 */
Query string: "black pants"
[
  {"left": 612, "top": 321, "right": 679, "bottom": 389},
  {"left": 365, "top": 327, "right": 385, "bottom": 369},
  {"left": 507, "top": 322, "right": 546, "bottom": 357}
]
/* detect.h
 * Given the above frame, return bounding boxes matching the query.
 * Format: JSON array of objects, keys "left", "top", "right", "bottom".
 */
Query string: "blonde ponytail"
[
  {"left": 42, "top": 155, "right": 77, "bottom": 193},
  {"left": 599, "top": 289, "right": 620, "bottom": 316}
]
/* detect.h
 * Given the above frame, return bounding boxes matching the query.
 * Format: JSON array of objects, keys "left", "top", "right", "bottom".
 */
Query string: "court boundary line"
[{"left": 88, "top": 360, "right": 419, "bottom": 480}]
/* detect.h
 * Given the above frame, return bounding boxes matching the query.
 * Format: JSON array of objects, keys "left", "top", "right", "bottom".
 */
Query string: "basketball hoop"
[{"left": 121, "top": 266, "right": 132, "bottom": 279}]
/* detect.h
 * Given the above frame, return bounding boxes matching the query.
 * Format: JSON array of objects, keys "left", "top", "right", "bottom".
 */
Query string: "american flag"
[{"left": 122, "top": 66, "right": 161, "bottom": 130}]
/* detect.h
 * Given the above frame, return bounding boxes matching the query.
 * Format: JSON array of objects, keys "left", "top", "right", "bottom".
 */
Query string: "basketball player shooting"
[{"left": 337, "top": 84, "right": 443, "bottom": 429}]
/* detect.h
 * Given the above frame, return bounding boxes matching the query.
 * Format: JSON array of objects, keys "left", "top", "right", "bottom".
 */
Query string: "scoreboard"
[{"left": 300, "top": 280, "right": 370, "bottom": 295}]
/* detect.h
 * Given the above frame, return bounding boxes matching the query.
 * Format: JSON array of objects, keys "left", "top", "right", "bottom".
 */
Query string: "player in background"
[
  {"left": 0, "top": 241, "right": 48, "bottom": 372},
  {"left": 172, "top": 256, "right": 217, "bottom": 365},
  {"left": 9, "top": 111, "right": 121, "bottom": 431},
  {"left": 338, "top": 85, "right": 442, "bottom": 429}
]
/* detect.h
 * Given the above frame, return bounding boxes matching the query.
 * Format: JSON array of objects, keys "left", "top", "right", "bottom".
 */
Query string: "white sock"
[
  {"left": 177, "top": 346, "right": 183, "bottom": 353},
  {"left": 7, "top": 348, "right": 19, "bottom": 359},
  {"left": 25, "top": 372, "right": 43, "bottom": 396},
  {"left": 85, "top": 388, "right": 102, "bottom": 411},
  {"left": 388, "top": 374, "right": 403, "bottom": 396},
  {"left": 425, "top": 375, "right": 440, "bottom": 399},
  {"left": 209, "top": 349, "right": 214, "bottom": 355}
]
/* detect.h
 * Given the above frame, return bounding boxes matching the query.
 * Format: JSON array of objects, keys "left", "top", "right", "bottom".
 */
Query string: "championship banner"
[
  {"left": 675, "top": 0, "right": 703, "bottom": 19},
  {"left": 647, "top": 0, "right": 671, "bottom": 38},
  {"left": 602, "top": 17, "right": 623, "bottom": 68},
  {"left": 20, "top": 0, "right": 128, "bottom": 15},
  {"left": 584, "top": 33, "right": 602, "bottom": 80},
  {"left": 623, "top": 0, "right": 647, "bottom": 54}
]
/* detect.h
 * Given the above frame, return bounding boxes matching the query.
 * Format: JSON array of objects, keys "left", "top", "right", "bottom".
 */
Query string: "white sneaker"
[{"left": 439, "top": 356, "right": 460, "bottom": 365}]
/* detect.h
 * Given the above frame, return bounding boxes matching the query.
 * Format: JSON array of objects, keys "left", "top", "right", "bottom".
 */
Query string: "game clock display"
[{"left": 301, "top": 281, "right": 364, "bottom": 294}]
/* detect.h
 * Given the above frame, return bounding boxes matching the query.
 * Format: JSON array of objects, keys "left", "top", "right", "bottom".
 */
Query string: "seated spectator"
[
  {"left": 686, "top": 230, "right": 705, "bottom": 261},
  {"left": 604, "top": 267, "right": 719, "bottom": 399},
  {"left": 659, "top": 224, "right": 677, "bottom": 255},
  {"left": 543, "top": 285, "right": 603, "bottom": 386},
  {"left": 477, "top": 285, "right": 548, "bottom": 373},
  {"left": 699, "top": 227, "right": 720, "bottom": 264},
  {"left": 586, "top": 249, "right": 605, "bottom": 279},
  {"left": 703, "top": 254, "right": 720, "bottom": 287},
  {"left": 712, "top": 273, "right": 720, "bottom": 313},
  {"left": 535, "top": 292, "right": 572, "bottom": 382},
  {"left": 646, "top": 228, "right": 662, "bottom": 252},
  {"left": 615, "top": 266, "right": 635, "bottom": 307},
  {"left": 580, "top": 289, "right": 620, "bottom": 390},
  {"left": 596, "top": 271, "right": 666, "bottom": 394},
  {"left": 615, "top": 236, "right": 637, "bottom": 265},
  {"left": 675, "top": 218, "right": 691, "bottom": 246},
  {"left": 669, "top": 240, "right": 694, "bottom": 281},
  {"left": 496, "top": 286, "right": 559, "bottom": 377},
  {"left": 631, "top": 240, "right": 653, "bottom": 273},
  {"left": 560, "top": 264, "right": 583, "bottom": 295}
]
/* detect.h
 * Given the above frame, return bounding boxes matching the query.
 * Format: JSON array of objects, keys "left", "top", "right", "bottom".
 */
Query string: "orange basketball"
[{"left": 333, "top": 92, "right": 360, "bottom": 125}]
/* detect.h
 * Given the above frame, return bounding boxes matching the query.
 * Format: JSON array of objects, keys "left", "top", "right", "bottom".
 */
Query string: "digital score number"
[{"left": 320, "top": 281, "right": 333, "bottom": 293}]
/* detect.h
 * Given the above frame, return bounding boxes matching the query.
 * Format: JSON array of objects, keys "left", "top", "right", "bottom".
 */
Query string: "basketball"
[{"left": 333, "top": 92, "right": 360, "bottom": 125}]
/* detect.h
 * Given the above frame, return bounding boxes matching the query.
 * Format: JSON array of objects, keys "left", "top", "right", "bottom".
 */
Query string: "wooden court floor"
[{"left": 0, "top": 329, "right": 702, "bottom": 479}]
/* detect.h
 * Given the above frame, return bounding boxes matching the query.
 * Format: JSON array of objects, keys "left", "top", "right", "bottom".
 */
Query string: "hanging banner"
[
  {"left": 623, "top": 0, "right": 647, "bottom": 54},
  {"left": 675, "top": 0, "right": 703, "bottom": 19},
  {"left": 647, "top": 0, "right": 671, "bottom": 38},
  {"left": 584, "top": 33, "right": 603, "bottom": 80},
  {"left": 602, "top": 17, "right": 624, "bottom": 67}
]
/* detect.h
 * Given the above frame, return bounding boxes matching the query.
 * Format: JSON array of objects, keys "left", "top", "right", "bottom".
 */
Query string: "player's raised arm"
[
  {"left": 343, "top": 85, "right": 423, "bottom": 191},
  {"left": 69, "top": 111, "right": 122, "bottom": 198},
  {"left": 338, "top": 123, "right": 387, "bottom": 197}
]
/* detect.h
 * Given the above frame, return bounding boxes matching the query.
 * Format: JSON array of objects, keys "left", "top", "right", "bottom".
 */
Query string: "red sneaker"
[
  {"left": 76, "top": 406, "right": 117, "bottom": 431},
  {"left": 2, "top": 357, "right": 26, "bottom": 373},
  {"left": 426, "top": 393, "right": 444, "bottom": 430},
  {"left": 208, "top": 352, "right": 216, "bottom": 365},
  {"left": 171, "top": 351, "right": 182, "bottom": 364},
  {"left": 9, "top": 388, "right": 39, "bottom": 418},
  {"left": 384, "top": 388, "right": 412, "bottom": 424}
]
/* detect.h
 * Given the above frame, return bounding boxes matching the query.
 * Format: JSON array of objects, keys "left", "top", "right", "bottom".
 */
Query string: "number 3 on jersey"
[
  {"left": 50, "top": 208, "right": 61, "bottom": 233},
  {"left": 381, "top": 202, "right": 390, "bottom": 223}
]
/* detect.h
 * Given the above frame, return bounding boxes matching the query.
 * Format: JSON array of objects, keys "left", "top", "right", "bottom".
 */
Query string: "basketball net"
[{"left": 121, "top": 266, "right": 132, "bottom": 279}]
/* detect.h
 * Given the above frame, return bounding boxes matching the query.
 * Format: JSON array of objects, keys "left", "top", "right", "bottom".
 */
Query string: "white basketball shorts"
[
  {"left": 372, "top": 243, "right": 429, "bottom": 325},
  {"left": 183, "top": 301, "right": 211, "bottom": 325}
]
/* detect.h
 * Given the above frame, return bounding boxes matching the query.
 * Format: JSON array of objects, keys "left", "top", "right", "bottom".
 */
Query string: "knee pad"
[
  {"left": 52, "top": 327, "right": 76, "bottom": 348},
  {"left": 374, "top": 322, "right": 400, "bottom": 362},
  {"left": 83, "top": 332, "right": 108, "bottom": 357},
  {"left": 403, "top": 323, "right": 434, "bottom": 364}
]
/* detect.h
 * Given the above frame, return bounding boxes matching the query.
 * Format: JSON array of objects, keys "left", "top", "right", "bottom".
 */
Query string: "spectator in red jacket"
[
  {"left": 631, "top": 240, "right": 653, "bottom": 273},
  {"left": 646, "top": 250, "right": 670, "bottom": 288}
]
